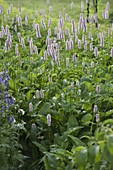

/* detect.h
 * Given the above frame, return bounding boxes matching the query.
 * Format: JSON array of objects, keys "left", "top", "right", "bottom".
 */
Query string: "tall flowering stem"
[
  {"left": 95, "top": 0, "right": 98, "bottom": 28},
  {"left": 87, "top": 0, "right": 98, "bottom": 27},
  {"left": 86, "top": 0, "right": 90, "bottom": 23}
]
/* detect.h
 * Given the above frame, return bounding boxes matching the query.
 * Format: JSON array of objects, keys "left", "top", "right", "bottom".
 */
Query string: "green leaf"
[
  {"left": 107, "top": 135, "right": 113, "bottom": 155},
  {"left": 65, "top": 163, "right": 73, "bottom": 170},
  {"left": 103, "top": 144, "right": 113, "bottom": 166},
  {"left": 73, "top": 146, "right": 88, "bottom": 169},
  {"left": 68, "top": 126, "right": 83, "bottom": 134},
  {"left": 0, "top": 144, "right": 10, "bottom": 148},
  {"left": 68, "top": 135, "right": 85, "bottom": 146},
  {"left": 88, "top": 145, "right": 100, "bottom": 165},
  {"left": 26, "top": 90, "right": 34, "bottom": 101},
  {"left": 103, "top": 119, "right": 113, "bottom": 125},
  {"left": 33, "top": 141, "right": 47, "bottom": 152},
  {"left": 80, "top": 76, "right": 91, "bottom": 82},
  {"left": 83, "top": 103, "right": 92, "bottom": 111},
  {"left": 9, "top": 78, "right": 16, "bottom": 90},
  {"left": 84, "top": 82, "right": 92, "bottom": 91},
  {"left": 82, "top": 114, "right": 92, "bottom": 125},
  {"left": 80, "top": 135, "right": 91, "bottom": 140},
  {"left": 39, "top": 102, "right": 51, "bottom": 115},
  {"left": 67, "top": 115, "right": 78, "bottom": 129},
  {"left": 44, "top": 155, "right": 51, "bottom": 170},
  {"left": 106, "top": 110, "right": 113, "bottom": 116}
]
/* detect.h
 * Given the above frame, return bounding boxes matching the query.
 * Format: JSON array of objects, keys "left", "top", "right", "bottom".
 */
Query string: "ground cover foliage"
[{"left": 0, "top": 0, "right": 113, "bottom": 169}]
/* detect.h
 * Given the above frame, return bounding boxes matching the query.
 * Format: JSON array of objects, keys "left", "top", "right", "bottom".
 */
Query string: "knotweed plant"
[{"left": 0, "top": 0, "right": 113, "bottom": 169}]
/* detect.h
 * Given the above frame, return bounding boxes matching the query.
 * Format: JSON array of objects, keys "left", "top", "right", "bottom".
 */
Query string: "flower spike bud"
[
  {"left": 96, "top": 85, "right": 101, "bottom": 93},
  {"left": 31, "top": 123, "right": 36, "bottom": 130},
  {"left": 29, "top": 102, "right": 33, "bottom": 112},
  {"left": 71, "top": 2, "right": 74, "bottom": 10},
  {"left": 36, "top": 90, "right": 40, "bottom": 98},
  {"left": 66, "top": 58, "right": 70, "bottom": 67},
  {"left": 90, "top": 43, "right": 93, "bottom": 52},
  {"left": 105, "top": 10, "right": 109, "bottom": 19},
  {"left": 81, "top": 1, "right": 84, "bottom": 12},
  {"left": 49, "top": 6, "right": 52, "bottom": 13},
  {"left": 91, "top": 61, "right": 94, "bottom": 68},
  {"left": 111, "top": 47, "right": 113, "bottom": 57},
  {"left": 93, "top": 105, "right": 98, "bottom": 113},
  {"left": 94, "top": 47, "right": 98, "bottom": 57},
  {"left": 40, "top": 89, "right": 44, "bottom": 98},
  {"left": 96, "top": 114, "right": 100, "bottom": 122},
  {"left": 47, "top": 114, "right": 51, "bottom": 126},
  {"left": 44, "top": 50, "right": 47, "bottom": 60}
]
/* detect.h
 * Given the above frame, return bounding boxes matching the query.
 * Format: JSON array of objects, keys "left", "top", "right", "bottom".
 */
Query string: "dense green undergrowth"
[{"left": 1, "top": 0, "right": 113, "bottom": 169}]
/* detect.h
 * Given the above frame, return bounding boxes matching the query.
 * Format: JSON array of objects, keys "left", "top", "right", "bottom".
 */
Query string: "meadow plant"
[{"left": 0, "top": 0, "right": 113, "bottom": 169}]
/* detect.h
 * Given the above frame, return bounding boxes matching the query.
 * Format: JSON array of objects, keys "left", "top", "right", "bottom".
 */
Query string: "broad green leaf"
[
  {"left": 67, "top": 115, "right": 78, "bottom": 129},
  {"left": 84, "top": 82, "right": 92, "bottom": 91},
  {"left": 26, "top": 90, "right": 34, "bottom": 101},
  {"left": 68, "top": 135, "right": 85, "bottom": 146},
  {"left": 44, "top": 155, "right": 51, "bottom": 170},
  {"left": 73, "top": 146, "right": 88, "bottom": 169},
  {"left": 80, "top": 76, "right": 91, "bottom": 82},
  {"left": 39, "top": 102, "right": 51, "bottom": 115},
  {"left": 106, "top": 110, "right": 113, "bottom": 116},
  {"left": 9, "top": 78, "right": 17, "bottom": 90},
  {"left": 83, "top": 103, "right": 92, "bottom": 111},
  {"left": 65, "top": 163, "right": 73, "bottom": 170},
  {"left": 107, "top": 135, "right": 113, "bottom": 155},
  {"left": 88, "top": 145, "right": 100, "bottom": 165},
  {"left": 82, "top": 114, "right": 92, "bottom": 125},
  {"left": 33, "top": 141, "right": 47, "bottom": 152},
  {"left": 80, "top": 135, "right": 91, "bottom": 140},
  {"left": 103, "top": 119, "right": 113, "bottom": 125},
  {"left": 0, "top": 144, "right": 10, "bottom": 148},
  {"left": 68, "top": 126, "right": 83, "bottom": 134},
  {"left": 103, "top": 144, "right": 113, "bottom": 167}
]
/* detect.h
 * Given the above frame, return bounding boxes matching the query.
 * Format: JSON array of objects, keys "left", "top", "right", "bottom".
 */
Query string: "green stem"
[{"left": 87, "top": 1, "right": 90, "bottom": 23}]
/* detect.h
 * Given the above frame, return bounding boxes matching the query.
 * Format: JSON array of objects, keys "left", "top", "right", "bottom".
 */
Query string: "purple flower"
[
  {"left": 0, "top": 70, "right": 15, "bottom": 113},
  {"left": 105, "top": 10, "right": 109, "bottom": 19},
  {"left": 66, "top": 40, "right": 69, "bottom": 50},
  {"left": 65, "top": 13, "right": 69, "bottom": 21},
  {"left": 72, "top": 54, "right": 77, "bottom": 62},
  {"left": 94, "top": 47, "right": 98, "bottom": 57},
  {"left": 93, "top": 105, "right": 98, "bottom": 113},
  {"left": 111, "top": 47, "right": 113, "bottom": 57},
  {"left": 31, "top": 123, "right": 36, "bottom": 130},
  {"left": 48, "top": 18, "right": 52, "bottom": 27},
  {"left": 47, "top": 114, "right": 51, "bottom": 126},
  {"left": 29, "top": 102, "right": 33, "bottom": 112},
  {"left": 1, "top": 106, "right": 5, "bottom": 112},
  {"left": 9, "top": 116, "right": 15, "bottom": 123},
  {"left": 96, "top": 114, "right": 100, "bottom": 122},
  {"left": 44, "top": 51, "right": 47, "bottom": 60},
  {"left": 100, "top": 34, "right": 104, "bottom": 47},
  {"left": 96, "top": 85, "right": 101, "bottom": 93},
  {"left": 90, "top": 43, "right": 93, "bottom": 52},
  {"left": 78, "top": 39, "right": 81, "bottom": 49}
]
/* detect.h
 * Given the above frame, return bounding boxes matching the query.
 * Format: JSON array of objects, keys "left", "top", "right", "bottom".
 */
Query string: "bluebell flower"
[
  {"left": 9, "top": 116, "right": 15, "bottom": 123},
  {"left": 0, "top": 70, "right": 15, "bottom": 113},
  {"left": 1, "top": 106, "right": 5, "bottom": 112}
]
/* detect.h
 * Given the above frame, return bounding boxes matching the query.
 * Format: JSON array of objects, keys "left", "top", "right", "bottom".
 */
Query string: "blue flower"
[
  {"left": 0, "top": 70, "right": 15, "bottom": 113},
  {"left": 9, "top": 116, "right": 15, "bottom": 123},
  {"left": 1, "top": 106, "right": 5, "bottom": 112}
]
